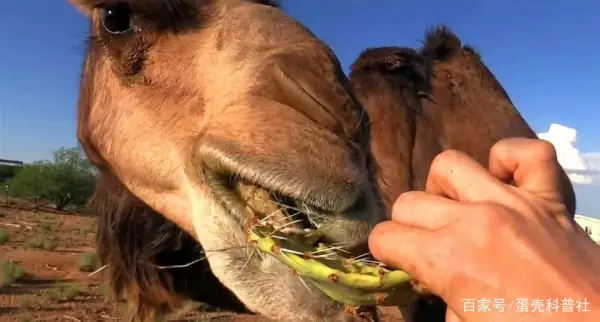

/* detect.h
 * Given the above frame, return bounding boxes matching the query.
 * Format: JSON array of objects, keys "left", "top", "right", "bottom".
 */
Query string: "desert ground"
[{"left": 0, "top": 199, "right": 404, "bottom": 322}]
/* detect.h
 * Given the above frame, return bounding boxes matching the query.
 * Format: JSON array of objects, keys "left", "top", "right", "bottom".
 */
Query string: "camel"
[
  {"left": 70, "top": 0, "right": 576, "bottom": 321},
  {"left": 347, "top": 27, "right": 578, "bottom": 320},
  {"left": 72, "top": 1, "right": 387, "bottom": 321},
  {"left": 348, "top": 27, "right": 576, "bottom": 215}
]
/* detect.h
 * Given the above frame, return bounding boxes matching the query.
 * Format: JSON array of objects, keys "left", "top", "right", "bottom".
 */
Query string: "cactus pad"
[
  {"left": 233, "top": 179, "right": 426, "bottom": 309},
  {"left": 248, "top": 223, "right": 418, "bottom": 307}
]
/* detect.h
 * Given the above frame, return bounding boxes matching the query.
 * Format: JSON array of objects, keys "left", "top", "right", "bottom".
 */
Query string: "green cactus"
[{"left": 248, "top": 224, "right": 418, "bottom": 307}]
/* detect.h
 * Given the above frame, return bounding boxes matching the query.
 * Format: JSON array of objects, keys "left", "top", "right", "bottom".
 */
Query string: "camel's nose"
[{"left": 252, "top": 51, "right": 364, "bottom": 143}]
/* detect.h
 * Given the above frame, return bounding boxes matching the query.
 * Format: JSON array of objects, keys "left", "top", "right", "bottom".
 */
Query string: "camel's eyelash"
[
  {"left": 127, "top": 0, "right": 201, "bottom": 32},
  {"left": 79, "top": 0, "right": 201, "bottom": 33},
  {"left": 82, "top": 1, "right": 282, "bottom": 34}
]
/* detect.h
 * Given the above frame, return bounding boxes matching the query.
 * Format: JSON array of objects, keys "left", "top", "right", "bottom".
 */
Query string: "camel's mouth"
[
  {"left": 202, "top": 168, "right": 417, "bottom": 311},
  {"left": 206, "top": 169, "right": 341, "bottom": 250},
  {"left": 202, "top": 164, "right": 376, "bottom": 256}
]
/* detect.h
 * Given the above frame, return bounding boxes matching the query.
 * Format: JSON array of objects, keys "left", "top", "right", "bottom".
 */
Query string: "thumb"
[{"left": 368, "top": 221, "right": 441, "bottom": 292}]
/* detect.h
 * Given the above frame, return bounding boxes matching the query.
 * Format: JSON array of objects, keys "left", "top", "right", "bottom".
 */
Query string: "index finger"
[
  {"left": 488, "top": 138, "right": 573, "bottom": 210},
  {"left": 368, "top": 221, "right": 437, "bottom": 287},
  {"left": 425, "top": 149, "right": 510, "bottom": 203}
]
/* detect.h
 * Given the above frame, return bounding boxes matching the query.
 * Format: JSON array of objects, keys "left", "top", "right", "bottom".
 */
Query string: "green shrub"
[
  {"left": 98, "top": 283, "right": 108, "bottom": 297},
  {"left": 42, "top": 239, "right": 58, "bottom": 251},
  {"left": 25, "top": 236, "right": 43, "bottom": 249},
  {"left": 7, "top": 147, "right": 95, "bottom": 210},
  {"left": 0, "top": 261, "right": 25, "bottom": 287},
  {"left": 62, "top": 283, "right": 82, "bottom": 301},
  {"left": 78, "top": 252, "right": 101, "bottom": 272},
  {"left": 0, "top": 164, "right": 22, "bottom": 182},
  {"left": 76, "top": 224, "right": 95, "bottom": 237},
  {"left": 47, "top": 283, "right": 83, "bottom": 302},
  {"left": 45, "top": 288, "right": 61, "bottom": 302},
  {"left": 40, "top": 222, "right": 53, "bottom": 233},
  {"left": 25, "top": 235, "right": 58, "bottom": 251},
  {"left": 0, "top": 229, "right": 9, "bottom": 245}
]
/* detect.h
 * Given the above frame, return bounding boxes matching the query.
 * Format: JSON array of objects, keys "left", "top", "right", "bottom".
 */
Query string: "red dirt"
[{"left": 0, "top": 200, "right": 404, "bottom": 321}]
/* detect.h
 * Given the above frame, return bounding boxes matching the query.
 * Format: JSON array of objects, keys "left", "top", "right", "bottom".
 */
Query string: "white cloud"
[{"left": 537, "top": 123, "right": 599, "bottom": 185}]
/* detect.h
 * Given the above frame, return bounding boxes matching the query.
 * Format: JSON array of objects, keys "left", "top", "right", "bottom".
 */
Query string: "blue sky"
[{"left": 0, "top": 1, "right": 598, "bottom": 216}]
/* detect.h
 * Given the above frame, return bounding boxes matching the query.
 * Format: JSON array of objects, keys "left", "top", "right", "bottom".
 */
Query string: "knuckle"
[
  {"left": 392, "top": 191, "right": 421, "bottom": 218},
  {"left": 489, "top": 139, "right": 507, "bottom": 158},
  {"left": 391, "top": 195, "right": 405, "bottom": 215},
  {"left": 395, "top": 191, "right": 422, "bottom": 204},
  {"left": 535, "top": 139, "right": 558, "bottom": 160},
  {"left": 430, "top": 149, "right": 462, "bottom": 173},
  {"left": 492, "top": 137, "right": 558, "bottom": 162}
]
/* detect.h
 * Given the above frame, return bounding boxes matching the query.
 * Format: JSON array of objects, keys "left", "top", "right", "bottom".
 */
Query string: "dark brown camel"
[
  {"left": 347, "top": 25, "right": 576, "bottom": 321},
  {"left": 349, "top": 26, "right": 576, "bottom": 215}
]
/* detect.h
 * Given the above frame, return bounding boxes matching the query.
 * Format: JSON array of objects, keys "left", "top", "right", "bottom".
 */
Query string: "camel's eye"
[{"left": 101, "top": 3, "right": 133, "bottom": 34}]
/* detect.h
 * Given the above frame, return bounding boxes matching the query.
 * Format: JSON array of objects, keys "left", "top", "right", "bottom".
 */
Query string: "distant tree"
[
  {"left": 8, "top": 146, "right": 96, "bottom": 210},
  {"left": 7, "top": 161, "right": 53, "bottom": 206}
]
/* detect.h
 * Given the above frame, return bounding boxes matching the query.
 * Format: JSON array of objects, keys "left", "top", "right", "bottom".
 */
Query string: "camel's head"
[{"left": 72, "top": 0, "right": 386, "bottom": 320}]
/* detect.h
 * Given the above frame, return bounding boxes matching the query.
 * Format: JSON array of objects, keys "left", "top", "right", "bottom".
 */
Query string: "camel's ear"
[
  {"left": 420, "top": 24, "right": 462, "bottom": 61},
  {"left": 68, "top": 0, "right": 94, "bottom": 16}
]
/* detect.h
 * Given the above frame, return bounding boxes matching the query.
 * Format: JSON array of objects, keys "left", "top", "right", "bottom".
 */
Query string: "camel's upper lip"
[{"left": 197, "top": 135, "right": 365, "bottom": 214}]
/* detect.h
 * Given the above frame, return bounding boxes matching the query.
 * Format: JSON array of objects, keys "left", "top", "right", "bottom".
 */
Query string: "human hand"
[{"left": 368, "top": 138, "right": 600, "bottom": 322}]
